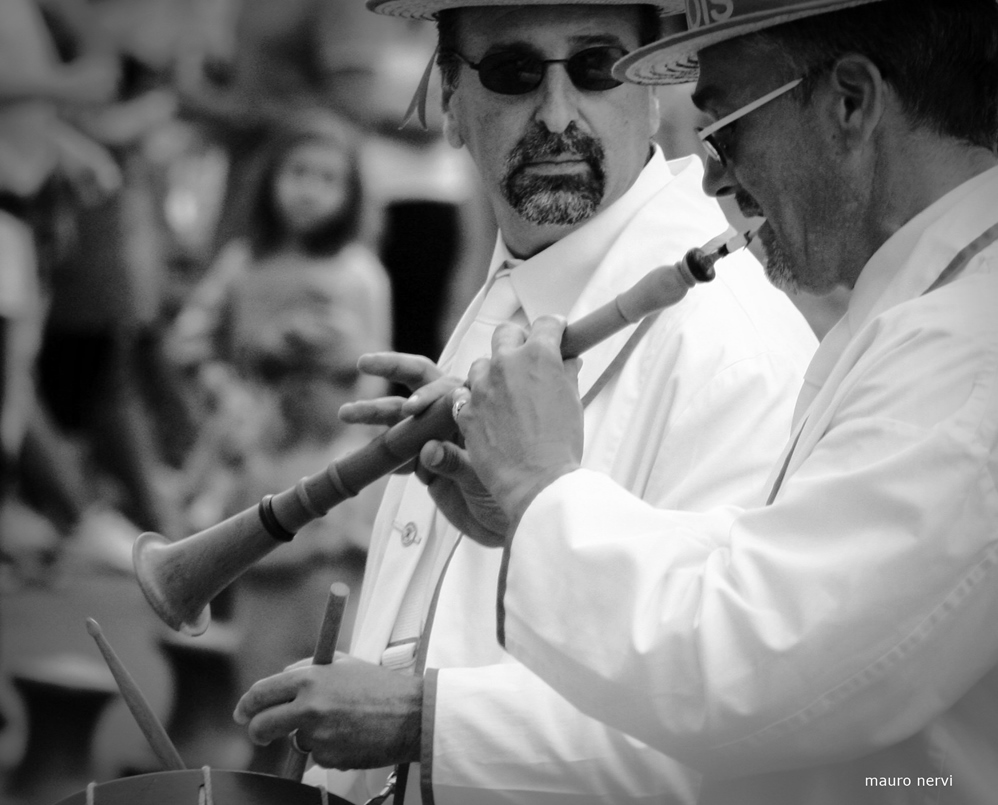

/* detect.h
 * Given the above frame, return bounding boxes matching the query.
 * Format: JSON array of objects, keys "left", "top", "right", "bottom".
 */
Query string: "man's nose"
[
  {"left": 533, "top": 63, "right": 580, "bottom": 135},
  {"left": 701, "top": 154, "right": 736, "bottom": 199}
]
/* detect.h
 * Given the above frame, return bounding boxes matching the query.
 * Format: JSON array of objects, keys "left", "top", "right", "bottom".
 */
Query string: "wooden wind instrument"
[{"left": 134, "top": 227, "right": 756, "bottom": 635}]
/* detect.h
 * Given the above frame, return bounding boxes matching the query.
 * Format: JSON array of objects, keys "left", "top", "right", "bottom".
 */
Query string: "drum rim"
[{"left": 51, "top": 767, "right": 351, "bottom": 805}]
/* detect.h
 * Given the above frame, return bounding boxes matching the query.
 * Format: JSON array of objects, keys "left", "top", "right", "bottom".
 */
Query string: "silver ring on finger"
[
  {"left": 290, "top": 729, "right": 311, "bottom": 755},
  {"left": 452, "top": 394, "right": 469, "bottom": 421}
]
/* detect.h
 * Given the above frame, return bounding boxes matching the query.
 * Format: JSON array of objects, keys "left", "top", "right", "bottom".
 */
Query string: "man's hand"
[
  {"left": 455, "top": 316, "right": 584, "bottom": 531},
  {"left": 233, "top": 655, "right": 422, "bottom": 770},
  {"left": 416, "top": 438, "right": 510, "bottom": 547},
  {"left": 339, "top": 352, "right": 463, "bottom": 427}
]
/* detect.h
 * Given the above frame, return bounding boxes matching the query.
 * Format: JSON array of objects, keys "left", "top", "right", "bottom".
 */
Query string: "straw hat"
[
  {"left": 614, "top": 0, "right": 887, "bottom": 85},
  {"left": 367, "top": 0, "right": 686, "bottom": 128},
  {"left": 367, "top": 0, "right": 685, "bottom": 22}
]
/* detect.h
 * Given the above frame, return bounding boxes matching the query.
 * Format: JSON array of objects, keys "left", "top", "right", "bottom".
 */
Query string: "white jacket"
[
  {"left": 309, "top": 152, "right": 816, "bottom": 804},
  {"left": 499, "top": 166, "right": 998, "bottom": 804}
]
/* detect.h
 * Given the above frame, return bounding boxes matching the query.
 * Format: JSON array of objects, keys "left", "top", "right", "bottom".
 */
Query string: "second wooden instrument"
[{"left": 134, "top": 228, "right": 754, "bottom": 635}]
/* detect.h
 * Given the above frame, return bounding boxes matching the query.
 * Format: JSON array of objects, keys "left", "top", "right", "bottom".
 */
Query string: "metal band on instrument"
[{"left": 259, "top": 495, "right": 296, "bottom": 542}]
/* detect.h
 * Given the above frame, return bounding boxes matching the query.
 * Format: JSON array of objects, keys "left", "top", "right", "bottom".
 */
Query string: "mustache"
[
  {"left": 734, "top": 190, "right": 765, "bottom": 219},
  {"left": 505, "top": 123, "right": 605, "bottom": 177}
]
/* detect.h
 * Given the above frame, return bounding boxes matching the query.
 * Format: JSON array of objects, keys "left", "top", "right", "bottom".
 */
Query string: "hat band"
[
  {"left": 685, "top": 0, "right": 783, "bottom": 30},
  {"left": 401, "top": 46, "right": 439, "bottom": 130}
]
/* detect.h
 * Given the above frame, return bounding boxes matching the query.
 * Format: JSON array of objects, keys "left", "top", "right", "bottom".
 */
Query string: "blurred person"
[
  {"left": 0, "top": 0, "right": 144, "bottom": 578},
  {"left": 0, "top": 0, "right": 121, "bottom": 204},
  {"left": 178, "top": 0, "right": 491, "bottom": 378},
  {"left": 420, "top": 1, "right": 998, "bottom": 804},
  {"left": 168, "top": 109, "right": 391, "bottom": 455},
  {"left": 176, "top": 0, "right": 351, "bottom": 259},
  {"left": 232, "top": 2, "right": 817, "bottom": 804},
  {"left": 0, "top": 206, "right": 58, "bottom": 579},
  {"left": 0, "top": 0, "right": 120, "bottom": 484},
  {"left": 36, "top": 0, "right": 190, "bottom": 543},
  {"left": 168, "top": 111, "right": 392, "bottom": 752}
]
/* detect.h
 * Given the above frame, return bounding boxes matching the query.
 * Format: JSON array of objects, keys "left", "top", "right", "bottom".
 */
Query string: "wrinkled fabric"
[{"left": 500, "top": 166, "right": 998, "bottom": 805}]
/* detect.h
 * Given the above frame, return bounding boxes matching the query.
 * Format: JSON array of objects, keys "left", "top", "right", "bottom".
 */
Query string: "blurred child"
[
  {"left": 168, "top": 111, "right": 391, "bottom": 725},
  {"left": 170, "top": 108, "right": 390, "bottom": 512}
]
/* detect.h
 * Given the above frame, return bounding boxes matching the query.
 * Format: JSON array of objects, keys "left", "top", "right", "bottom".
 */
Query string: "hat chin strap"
[{"left": 401, "top": 46, "right": 439, "bottom": 130}]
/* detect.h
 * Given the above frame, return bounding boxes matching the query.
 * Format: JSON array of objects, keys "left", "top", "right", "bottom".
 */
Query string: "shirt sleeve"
[
  {"left": 422, "top": 663, "right": 699, "bottom": 805},
  {"left": 498, "top": 296, "right": 998, "bottom": 777},
  {"left": 422, "top": 323, "right": 816, "bottom": 800}
]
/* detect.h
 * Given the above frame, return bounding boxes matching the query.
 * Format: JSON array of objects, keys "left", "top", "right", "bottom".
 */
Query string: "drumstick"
[
  {"left": 283, "top": 582, "right": 350, "bottom": 781},
  {"left": 86, "top": 618, "right": 186, "bottom": 771}
]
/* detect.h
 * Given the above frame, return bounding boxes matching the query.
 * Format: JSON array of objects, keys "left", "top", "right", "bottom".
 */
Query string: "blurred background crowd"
[{"left": 0, "top": 0, "right": 811, "bottom": 802}]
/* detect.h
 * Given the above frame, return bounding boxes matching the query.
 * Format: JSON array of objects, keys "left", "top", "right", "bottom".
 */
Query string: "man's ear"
[
  {"left": 442, "top": 98, "right": 464, "bottom": 148},
  {"left": 826, "top": 54, "right": 886, "bottom": 149}
]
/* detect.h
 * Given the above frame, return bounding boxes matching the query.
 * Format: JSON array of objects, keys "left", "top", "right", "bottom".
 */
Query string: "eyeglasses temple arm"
[{"left": 698, "top": 77, "right": 803, "bottom": 140}]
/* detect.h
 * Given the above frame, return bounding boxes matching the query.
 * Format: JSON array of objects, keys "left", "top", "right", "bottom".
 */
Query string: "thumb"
[{"left": 420, "top": 440, "right": 472, "bottom": 480}]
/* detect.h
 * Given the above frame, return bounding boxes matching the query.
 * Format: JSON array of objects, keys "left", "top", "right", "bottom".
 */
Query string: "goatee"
[{"left": 501, "top": 123, "right": 606, "bottom": 226}]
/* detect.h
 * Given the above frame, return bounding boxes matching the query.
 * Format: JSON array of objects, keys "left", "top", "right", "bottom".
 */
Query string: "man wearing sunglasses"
[
  {"left": 234, "top": 2, "right": 817, "bottom": 803},
  {"left": 425, "top": 1, "right": 998, "bottom": 803}
]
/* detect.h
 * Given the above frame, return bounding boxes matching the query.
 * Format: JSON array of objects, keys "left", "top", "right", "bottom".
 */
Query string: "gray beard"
[
  {"left": 502, "top": 172, "right": 603, "bottom": 226},
  {"left": 759, "top": 224, "right": 800, "bottom": 293},
  {"left": 500, "top": 123, "right": 606, "bottom": 227}
]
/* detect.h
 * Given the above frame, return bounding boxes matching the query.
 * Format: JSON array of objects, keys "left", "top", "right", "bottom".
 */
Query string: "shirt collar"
[
  {"left": 801, "top": 163, "right": 998, "bottom": 408},
  {"left": 487, "top": 145, "right": 675, "bottom": 323},
  {"left": 848, "top": 163, "right": 998, "bottom": 335}
]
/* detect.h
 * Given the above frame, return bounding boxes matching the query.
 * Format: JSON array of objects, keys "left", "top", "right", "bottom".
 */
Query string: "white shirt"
[
  {"left": 309, "top": 149, "right": 817, "bottom": 804},
  {"left": 500, "top": 165, "right": 998, "bottom": 805}
]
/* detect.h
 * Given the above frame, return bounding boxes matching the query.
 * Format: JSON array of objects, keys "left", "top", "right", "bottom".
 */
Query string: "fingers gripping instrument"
[{"left": 134, "top": 227, "right": 759, "bottom": 635}]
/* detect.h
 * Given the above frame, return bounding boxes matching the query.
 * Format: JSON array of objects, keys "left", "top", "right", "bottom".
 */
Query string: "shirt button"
[{"left": 400, "top": 522, "right": 419, "bottom": 547}]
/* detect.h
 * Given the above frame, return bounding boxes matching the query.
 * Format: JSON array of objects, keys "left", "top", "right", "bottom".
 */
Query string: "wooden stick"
[
  {"left": 86, "top": 618, "right": 186, "bottom": 771},
  {"left": 283, "top": 583, "right": 350, "bottom": 781}
]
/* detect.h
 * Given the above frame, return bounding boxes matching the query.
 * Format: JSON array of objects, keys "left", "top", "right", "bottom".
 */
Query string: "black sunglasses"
[{"left": 445, "top": 46, "right": 627, "bottom": 95}]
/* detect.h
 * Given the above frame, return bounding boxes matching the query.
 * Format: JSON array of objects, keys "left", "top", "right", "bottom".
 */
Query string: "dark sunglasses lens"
[
  {"left": 477, "top": 52, "right": 545, "bottom": 94},
  {"left": 566, "top": 46, "right": 625, "bottom": 90},
  {"left": 475, "top": 46, "right": 626, "bottom": 94}
]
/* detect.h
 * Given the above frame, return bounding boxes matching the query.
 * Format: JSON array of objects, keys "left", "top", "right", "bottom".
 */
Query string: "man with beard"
[
  {"left": 422, "top": 1, "right": 998, "bottom": 803},
  {"left": 233, "top": 2, "right": 816, "bottom": 803}
]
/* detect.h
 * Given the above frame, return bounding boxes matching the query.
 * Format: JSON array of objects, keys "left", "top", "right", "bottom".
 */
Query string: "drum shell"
[{"left": 52, "top": 768, "right": 352, "bottom": 805}]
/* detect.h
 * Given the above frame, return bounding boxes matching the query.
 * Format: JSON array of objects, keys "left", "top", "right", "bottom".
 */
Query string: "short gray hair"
[{"left": 753, "top": 0, "right": 998, "bottom": 151}]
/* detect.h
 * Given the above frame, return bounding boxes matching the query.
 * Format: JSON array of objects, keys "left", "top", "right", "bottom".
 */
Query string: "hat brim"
[
  {"left": 613, "top": 0, "right": 885, "bottom": 85},
  {"left": 368, "top": 0, "right": 685, "bottom": 22}
]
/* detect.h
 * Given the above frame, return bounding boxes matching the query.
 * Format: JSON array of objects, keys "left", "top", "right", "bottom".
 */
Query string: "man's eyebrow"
[
  {"left": 481, "top": 33, "right": 626, "bottom": 56},
  {"left": 569, "top": 33, "right": 627, "bottom": 47}
]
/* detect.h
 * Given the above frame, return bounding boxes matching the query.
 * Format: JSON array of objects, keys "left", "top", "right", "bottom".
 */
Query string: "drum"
[{"left": 52, "top": 768, "right": 353, "bottom": 805}]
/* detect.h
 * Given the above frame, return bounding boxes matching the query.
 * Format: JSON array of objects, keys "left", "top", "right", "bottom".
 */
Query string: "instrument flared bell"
[{"left": 133, "top": 502, "right": 289, "bottom": 636}]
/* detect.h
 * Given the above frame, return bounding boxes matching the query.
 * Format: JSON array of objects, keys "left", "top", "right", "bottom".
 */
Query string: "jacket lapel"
[{"left": 350, "top": 477, "right": 436, "bottom": 662}]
